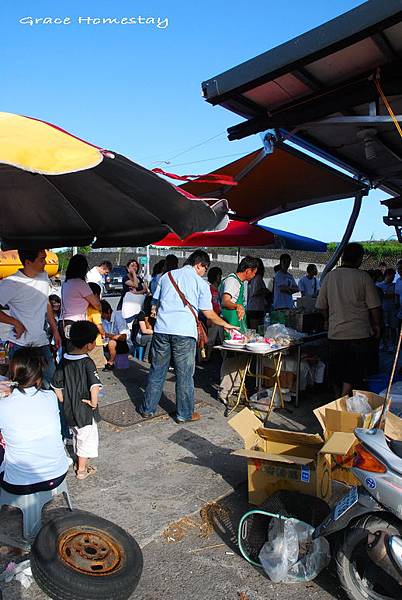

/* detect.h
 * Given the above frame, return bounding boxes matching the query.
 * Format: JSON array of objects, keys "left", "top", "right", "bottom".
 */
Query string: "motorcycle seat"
[{"left": 390, "top": 440, "right": 402, "bottom": 459}]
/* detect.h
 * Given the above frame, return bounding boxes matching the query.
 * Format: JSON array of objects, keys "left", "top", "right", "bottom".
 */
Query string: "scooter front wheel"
[{"left": 336, "top": 514, "right": 402, "bottom": 600}]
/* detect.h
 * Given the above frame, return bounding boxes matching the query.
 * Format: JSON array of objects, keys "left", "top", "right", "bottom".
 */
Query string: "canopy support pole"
[
  {"left": 237, "top": 247, "right": 241, "bottom": 267},
  {"left": 320, "top": 190, "right": 364, "bottom": 281}
]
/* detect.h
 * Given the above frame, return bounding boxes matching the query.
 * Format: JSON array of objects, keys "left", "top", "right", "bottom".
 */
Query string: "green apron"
[{"left": 220, "top": 274, "right": 247, "bottom": 339}]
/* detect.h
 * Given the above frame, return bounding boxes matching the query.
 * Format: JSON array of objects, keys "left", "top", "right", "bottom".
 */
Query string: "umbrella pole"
[{"left": 237, "top": 247, "right": 241, "bottom": 267}]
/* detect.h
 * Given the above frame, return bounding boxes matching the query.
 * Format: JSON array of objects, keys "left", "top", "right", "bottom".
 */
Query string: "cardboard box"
[
  {"left": 314, "top": 390, "right": 402, "bottom": 486},
  {"left": 228, "top": 408, "right": 354, "bottom": 505}
]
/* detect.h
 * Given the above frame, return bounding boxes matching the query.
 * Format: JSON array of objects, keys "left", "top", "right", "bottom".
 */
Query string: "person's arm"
[
  {"left": 315, "top": 280, "right": 329, "bottom": 330},
  {"left": 139, "top": 320, "right": 153, "bottom": 335},
  {"left": 369, "top": 307, "right": 382, "bottom": 339},
  {"left": 54, "top": 388, "right": 64, "bottom": 403},
  {"left": 221, "top": 293, "right": 245, "bottom": 320},
  {"left": 0, "top": 310, "right": 26, "bottom": 338},
  {"left": 89, "top": 385, "right": 101, "bottom": 409},
  {"left": 47, "top": 302, "right": 62, "bottom": 349},
  {"left": 280, "top": 278, "right": 299, "bottom": 295},
  {"left": 84, "top": 293, "right": 101, "bottom": 310},
  {"left": 202, "top": 309, "right": 239, "bottom": 330}
]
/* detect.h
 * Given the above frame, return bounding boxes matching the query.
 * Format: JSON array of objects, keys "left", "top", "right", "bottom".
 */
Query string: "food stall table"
[{"left": 214, "top": 344, "right": 289, "bottom": 423}]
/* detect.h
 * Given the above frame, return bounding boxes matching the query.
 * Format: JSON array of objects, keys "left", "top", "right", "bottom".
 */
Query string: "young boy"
[
  {"left": 52, "top": 321, "right": 102, "bottom": 480},
  {"left": 87, "top": 282, "right": 106, "bottom": 369}
]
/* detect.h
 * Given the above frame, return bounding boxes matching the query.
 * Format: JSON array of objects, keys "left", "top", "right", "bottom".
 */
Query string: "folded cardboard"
[
  {"left": 314, "top": 390, "right": 402, "bottom": 486},
  {"left": 228, "top": 408, "right": 354, "bottom": 505}
]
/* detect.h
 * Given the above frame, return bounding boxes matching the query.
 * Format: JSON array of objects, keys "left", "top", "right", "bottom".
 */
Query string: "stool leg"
[
  {"left": 22, "top": 500, "right": 43, "bottom": 541},
  {"left": 63, "top": 491, "right": 73, "bottom": 511}
]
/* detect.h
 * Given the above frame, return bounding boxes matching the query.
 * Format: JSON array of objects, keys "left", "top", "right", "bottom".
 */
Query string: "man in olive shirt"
[{"left": 316, "top": 243, "right": 381, "bottom": 395}]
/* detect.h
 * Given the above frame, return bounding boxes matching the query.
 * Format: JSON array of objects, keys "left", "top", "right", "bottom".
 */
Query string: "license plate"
[{"left": 333, "top": 486, "right": 359, "bottom": 520}]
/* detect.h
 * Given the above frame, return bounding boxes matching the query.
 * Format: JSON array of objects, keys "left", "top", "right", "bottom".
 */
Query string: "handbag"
[{"left": 168, "top": 272, "right": 208, "bottom": 357}]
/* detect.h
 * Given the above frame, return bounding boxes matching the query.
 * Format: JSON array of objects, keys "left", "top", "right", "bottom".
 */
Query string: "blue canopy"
[{"left": 259, "top": 224, "right": 327, "bottom": 252}]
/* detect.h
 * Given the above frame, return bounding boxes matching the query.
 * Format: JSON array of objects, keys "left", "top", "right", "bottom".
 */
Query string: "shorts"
[
  {"left": 88, "top": 346, "right": 106, "bottom": 368},
  {"left": 329, "top": 338, "right": 373, "bottom": 388},
  {"left": 72, "top": 420, "right": 99, "bottom": 459}
]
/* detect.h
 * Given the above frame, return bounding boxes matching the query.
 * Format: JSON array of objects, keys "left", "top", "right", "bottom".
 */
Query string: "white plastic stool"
[{"left": 0, "top": 479, "right": 73, "bottom": 540}]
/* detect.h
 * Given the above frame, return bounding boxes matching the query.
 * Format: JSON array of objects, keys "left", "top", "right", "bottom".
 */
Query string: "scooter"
[{"left": 313, "top": 427, "right": 402, "bottom": 600}]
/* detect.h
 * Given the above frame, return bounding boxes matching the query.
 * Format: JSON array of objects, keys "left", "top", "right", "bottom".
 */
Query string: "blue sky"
[{"left": 0, "top": 0, "right": 393, "bottom": 243}]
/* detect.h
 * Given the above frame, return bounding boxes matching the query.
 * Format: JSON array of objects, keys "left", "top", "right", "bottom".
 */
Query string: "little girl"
[{"left": 0, "top": 348, "right": 68, "bottom": 494}]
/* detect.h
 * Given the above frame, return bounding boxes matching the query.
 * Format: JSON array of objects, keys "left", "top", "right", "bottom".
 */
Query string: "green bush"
[{"left": 328, "top": 240, "right": 401, "bottom": 260}]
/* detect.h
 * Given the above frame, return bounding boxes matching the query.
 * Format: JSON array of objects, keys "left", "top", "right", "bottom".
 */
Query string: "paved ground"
[{"left": 0, "top": 301, "right": 348, "bottom": 599}]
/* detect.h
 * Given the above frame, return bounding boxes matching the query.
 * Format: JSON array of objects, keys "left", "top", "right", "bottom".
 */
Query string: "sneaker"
[
  {"left": 66, "top": 456, "right": 74, "bottom": 467},
  {"left": 103, "top": 364, "right": 114, "bottom": 372},
  {"left": 139, "top": 411, "right": 155, "bottom": 419},
  {"left": 175, "top": 412, "right": 201, "bottom": 424}
]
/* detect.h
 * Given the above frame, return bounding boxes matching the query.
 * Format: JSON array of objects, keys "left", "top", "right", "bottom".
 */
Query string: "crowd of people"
[{"left": 0, "top": 244, "right": 399, "bottom": 495}]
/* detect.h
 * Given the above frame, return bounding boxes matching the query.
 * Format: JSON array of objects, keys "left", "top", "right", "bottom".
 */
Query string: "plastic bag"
[
  {"left": 258, "top": 517, "right": 330, "bottom": 583},
  {"left": 0, "top": 560, "right": 33, "bottom": 589},
  {"left": 346, "top": 393, "right": 372, "bottom": 415}
]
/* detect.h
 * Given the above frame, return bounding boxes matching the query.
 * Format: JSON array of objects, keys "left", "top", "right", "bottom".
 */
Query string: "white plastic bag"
[
  {"left": 346, "top": 393, "right": 372, "bottom": 415},
  {"left": 258, "top": 517, "right": 330, "bottom": 583},
  {"left": 0, "top": 560, "right": 33, "bottom": 589}
]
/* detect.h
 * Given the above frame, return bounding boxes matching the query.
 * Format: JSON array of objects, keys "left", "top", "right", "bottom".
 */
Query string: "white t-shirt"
[
  {"left": 0, "top": 271, "right": 50, "bottom": 346},
  {"left": 0, "top": 387, "right": 68, "bottom": 485},
  {"left": 298, "top": 275, "right": 320, "bottom": 298},
  {"left": 154, "top": 266, "right": 212, "bottom": 339},
  {"left": 86, "top": 267, "right": 103, "bottom": 285}
]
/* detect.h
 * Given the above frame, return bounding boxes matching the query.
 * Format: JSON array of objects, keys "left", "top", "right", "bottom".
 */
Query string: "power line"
[
  {"left": 163, "top": 152, "right": 245, "bottom": 168},
  {"left": 148, "top": 131, "right": 227, "bottom": 166}
]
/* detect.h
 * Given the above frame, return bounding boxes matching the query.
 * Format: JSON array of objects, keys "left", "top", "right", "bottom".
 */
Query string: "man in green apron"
[{"left": 219, "top": 257, "right": 258, "bottom": 404}]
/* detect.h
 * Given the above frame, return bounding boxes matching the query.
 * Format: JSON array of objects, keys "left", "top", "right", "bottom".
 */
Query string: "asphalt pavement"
[{"left": 0, "top": 294, "right": 344, "bottom": 599}]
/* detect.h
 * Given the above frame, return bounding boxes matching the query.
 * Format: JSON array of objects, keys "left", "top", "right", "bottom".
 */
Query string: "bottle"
[{"left": 263, "top": 313, "right": 271, "bottom": 336}]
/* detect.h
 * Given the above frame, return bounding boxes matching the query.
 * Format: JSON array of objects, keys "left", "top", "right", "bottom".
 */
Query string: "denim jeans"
[
  {"left": 142, "top": 333, "right": 197, "bottom": 421},
  {"left": 8, "top": 343, "right": 56, "bottom": 387}
]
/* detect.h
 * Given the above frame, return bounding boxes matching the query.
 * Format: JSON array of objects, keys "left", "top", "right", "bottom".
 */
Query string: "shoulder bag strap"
[{"left": 168, "top": 271, "right": 200, "bottom": 325}]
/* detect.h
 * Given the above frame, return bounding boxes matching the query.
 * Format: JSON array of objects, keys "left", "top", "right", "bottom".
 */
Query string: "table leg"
[{"left": 225, "top": 356, "right": 251, "bottom": 417}]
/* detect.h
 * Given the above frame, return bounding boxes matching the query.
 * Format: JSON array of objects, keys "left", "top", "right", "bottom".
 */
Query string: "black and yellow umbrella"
[{"left": 0, "top": 112, "right": 228, "bottom": 249}]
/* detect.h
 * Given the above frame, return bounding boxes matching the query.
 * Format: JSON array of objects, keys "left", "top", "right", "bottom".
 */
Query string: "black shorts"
[{"left": 329, "top": 338, "right": 373, "bottom": 388}]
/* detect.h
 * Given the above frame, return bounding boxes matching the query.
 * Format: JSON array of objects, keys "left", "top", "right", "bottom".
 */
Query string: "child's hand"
[{"left": 81, "top": 399, "right": 96, "bottom": 409}]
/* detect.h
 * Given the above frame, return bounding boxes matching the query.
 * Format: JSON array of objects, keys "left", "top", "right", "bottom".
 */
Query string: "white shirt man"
[
  {"left": 0, "top": 248, "right": 61, "bottom": 383},
  {"left": 86, "top": 261, "right": 112, "bottom": 295}
]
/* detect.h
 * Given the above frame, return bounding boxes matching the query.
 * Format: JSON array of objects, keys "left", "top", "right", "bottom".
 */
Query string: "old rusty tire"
[{"left": 31, "top": 510, "right": 143, "bottom": 600}]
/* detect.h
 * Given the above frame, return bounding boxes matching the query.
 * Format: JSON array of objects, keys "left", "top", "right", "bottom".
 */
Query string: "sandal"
[{"left": 76, "top": 465, "right": 97, "bottom": 480}]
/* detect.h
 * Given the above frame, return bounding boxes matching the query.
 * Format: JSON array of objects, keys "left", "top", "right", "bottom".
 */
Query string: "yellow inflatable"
[{"left": 0, "top": 250, "right": 59, "bottom": 279}]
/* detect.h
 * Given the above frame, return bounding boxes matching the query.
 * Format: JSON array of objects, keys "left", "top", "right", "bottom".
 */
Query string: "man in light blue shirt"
[
  {"left": 298, "top": 264, "right": 320, "bottom": 298},
  {"left": 140, "top": 250, "right": 237, "bottom": 423},
  {"left": 273, "top": 254, "right": 299, "bottom": 310}
]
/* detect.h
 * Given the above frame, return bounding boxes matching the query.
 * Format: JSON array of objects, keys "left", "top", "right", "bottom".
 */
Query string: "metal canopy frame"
[
  {"left": 201, "top": 0, "right": 402, "bottom": 201},
  {"left": 202, "top": 0, "right": 402, "bottom": 115}
]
